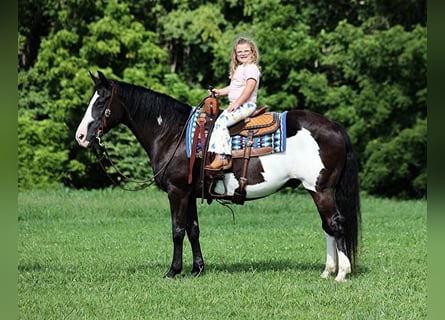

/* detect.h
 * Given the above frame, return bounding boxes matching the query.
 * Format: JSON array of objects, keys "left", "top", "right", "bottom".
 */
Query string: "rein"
[
  {"left": 94, "top": 142, "right": 158, "bottom": 191},
  {"left": 94, "top": 83, "right": 206, "bottom": 191}
]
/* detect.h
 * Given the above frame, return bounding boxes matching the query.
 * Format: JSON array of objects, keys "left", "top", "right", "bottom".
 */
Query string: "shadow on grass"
[
  {"left": 18, "top": 262, "right": 44, "bottom": 272},
  {"left": 207, "top": 259, "right": 324, "bottom": 274},
  {"left": 19, "top": 259, "right": 367, "bottom": 280},
  {"left": 128, "top": 258, "right": 369, "bottom": 278},
  {"left": 129, "top": 259, "right": 326, "bottom": 276}
]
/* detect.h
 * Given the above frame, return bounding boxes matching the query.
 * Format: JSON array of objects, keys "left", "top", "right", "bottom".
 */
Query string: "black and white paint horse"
[{"left": 75, "top": 71, "right": 361, "bottom": 282}]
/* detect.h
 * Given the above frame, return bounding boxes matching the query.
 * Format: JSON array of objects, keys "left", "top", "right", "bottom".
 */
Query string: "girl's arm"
[{"left": 214, "top": 86, "right": 229, "bottom": 96}]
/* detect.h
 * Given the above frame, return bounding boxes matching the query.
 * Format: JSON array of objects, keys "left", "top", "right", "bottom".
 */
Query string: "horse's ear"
[
  {"left": 89, "top": 70, "right": 99, "bottom": 84},
  {"left": 97, "top": 70, "right": 111, "bottom": 89}
]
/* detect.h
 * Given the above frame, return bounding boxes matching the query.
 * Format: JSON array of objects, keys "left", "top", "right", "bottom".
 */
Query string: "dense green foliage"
[
  {"left": 19, "top": 188, "right": 426, "bottom": 318},
  {"left": 18, "top": 0, "right": 426, "bottom": 198}
]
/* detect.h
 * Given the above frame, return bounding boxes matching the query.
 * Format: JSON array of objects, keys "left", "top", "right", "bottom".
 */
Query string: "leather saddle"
[
  {"left": 229, "top": 107, "right": 279, "bottom": 159},
  {"left": 188, "top": 95, "right": 280, "bottom": 204},
  {"left": 229, "top": 106, "right": 278, "bottom": 137}
]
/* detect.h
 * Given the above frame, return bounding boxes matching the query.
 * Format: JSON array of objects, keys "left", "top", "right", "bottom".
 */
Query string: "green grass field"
[{"left": 18, "top": 188, "right": 426, "bottom": 319}]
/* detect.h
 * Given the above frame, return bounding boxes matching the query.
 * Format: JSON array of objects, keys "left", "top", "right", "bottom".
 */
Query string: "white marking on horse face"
[
  {"left": 75, "top": 91, "right": 100, "bottom": 148},
  {"left": 157, "top": 115, "right": 163, "bottom": 126},
  {"left": 213, "top": 128, "right": 325, "bottom": 198}
]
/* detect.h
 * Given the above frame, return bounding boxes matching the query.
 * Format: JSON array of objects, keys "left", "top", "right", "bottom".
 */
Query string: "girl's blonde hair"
[{"left": 229, "top": 37, "right": 260, "bottom": 79}]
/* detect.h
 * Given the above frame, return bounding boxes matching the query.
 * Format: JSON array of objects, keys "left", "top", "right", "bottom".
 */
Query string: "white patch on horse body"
[
  {"left": 157, "top": 115, "right": 163, "bottom": 126},
  {"left": 75, "top": 91, "right": 99, "bottom": 147},
  {"left": 213, "top": 128, "right": 325, "bottom": 198}
]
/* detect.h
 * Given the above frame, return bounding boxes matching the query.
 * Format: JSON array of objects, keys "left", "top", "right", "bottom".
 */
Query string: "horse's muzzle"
[{"left": 75, "top": 133, "right": 90, "bottom": 148}]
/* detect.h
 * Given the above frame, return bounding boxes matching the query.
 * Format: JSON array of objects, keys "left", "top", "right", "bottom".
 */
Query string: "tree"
[
  {"left": 318, "top": 22, "right": 426, "bottom": 198},
  {"left": 18, "top": 0, "right": 170, "bottom": 189}
]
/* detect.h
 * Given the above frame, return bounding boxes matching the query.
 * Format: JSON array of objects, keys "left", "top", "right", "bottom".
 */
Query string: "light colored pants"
[{"left": 208, "top": 102, "right": 257, "bottom": 155}]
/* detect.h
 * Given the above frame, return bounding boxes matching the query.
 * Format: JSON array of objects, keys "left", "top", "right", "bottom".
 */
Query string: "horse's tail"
[{"left": 335, "top": 123, "right": 361, "bottom": 272}]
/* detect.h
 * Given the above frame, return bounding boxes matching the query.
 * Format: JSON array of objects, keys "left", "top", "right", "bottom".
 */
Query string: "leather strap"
[
  {"left": 233, "top": 130, "right": 254, "bottom": 204},
  {"left": 188, "top": 112, "right": 207, "bottom": 184}
]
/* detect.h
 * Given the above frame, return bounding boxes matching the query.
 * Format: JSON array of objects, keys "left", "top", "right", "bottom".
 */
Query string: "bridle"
[
  {"left": 93, "top": 81, "right": 201, "bottom": 191},
  {"left": 95, "top": 82, "right": 116, "bottom": 147}
]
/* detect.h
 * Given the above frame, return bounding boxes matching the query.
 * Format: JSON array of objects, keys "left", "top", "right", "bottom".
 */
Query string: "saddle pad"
[{"left": 186, "top": 108, "right": 287, "bottom": 158}]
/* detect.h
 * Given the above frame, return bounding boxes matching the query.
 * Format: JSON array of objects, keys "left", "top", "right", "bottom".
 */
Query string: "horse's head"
[{"left": 75, "top": 71, "right": 124, "bottom": 148}]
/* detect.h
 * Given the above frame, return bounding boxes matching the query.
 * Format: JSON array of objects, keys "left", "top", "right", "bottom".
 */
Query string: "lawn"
[{"left": 18, "top": 188, "right": 426, "bottom": 319}]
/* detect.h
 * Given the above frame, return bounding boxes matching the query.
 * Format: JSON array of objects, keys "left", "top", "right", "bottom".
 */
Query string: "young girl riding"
[{"left": 206, "top": 37, "right": 261, "bottom": 171}]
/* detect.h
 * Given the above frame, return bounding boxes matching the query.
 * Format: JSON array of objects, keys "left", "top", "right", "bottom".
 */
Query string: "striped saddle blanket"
[{"left": 186, "top": 109, "right": 287, "bottom": 159}]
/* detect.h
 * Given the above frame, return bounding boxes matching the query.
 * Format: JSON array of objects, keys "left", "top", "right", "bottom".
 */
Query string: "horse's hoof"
[
  {"left": 163, "top": 273, "right": 175, "bottom": 279},
  {"left": 334, "top": 275, "right": 348, "bottom": 283},
  {"left": 191, "top": 265, "right": 205, "bottom": 277},
  {"left": 320, "top": 270, "right": 330, "bottom": 279},
  {"left": 163, "top": 269, "right": 180, "bottom": 279}
]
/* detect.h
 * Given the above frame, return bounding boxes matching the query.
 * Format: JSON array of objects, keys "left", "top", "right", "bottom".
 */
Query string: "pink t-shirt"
[{"left": 228, "top": 63, "right": 260, "bottom": 104}]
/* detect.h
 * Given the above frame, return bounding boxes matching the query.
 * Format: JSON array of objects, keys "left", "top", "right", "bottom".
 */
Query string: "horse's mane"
[{"left": 113, "top": 80, "right": 192, "bottom": 130}]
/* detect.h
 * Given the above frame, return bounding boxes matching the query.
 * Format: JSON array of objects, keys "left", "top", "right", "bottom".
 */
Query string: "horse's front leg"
[
  {"left": 186, "top": 197, "right": 205, "bottom": 277},
  {"left": 164, "top": 194, "right": 188, "bottom": 278}
]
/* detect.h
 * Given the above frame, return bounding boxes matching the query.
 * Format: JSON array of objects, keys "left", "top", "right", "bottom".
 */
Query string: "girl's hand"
[
  {"left": 210, "top": 86, "right": 229, "bottom": 97},
  {"left": 227, "top": 103, "right": 238, "bottom": 112}
]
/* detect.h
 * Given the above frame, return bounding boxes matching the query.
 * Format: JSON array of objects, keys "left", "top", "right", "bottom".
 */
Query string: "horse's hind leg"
[
  {"left": 186, "top": 197, "right": 205, "bottom": 277},
  {"left": 310, "top": 189, "right": 351, "bottom": 282},
  {"left": 321, "top": 231, "right": 337, "bottom": 278}
]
